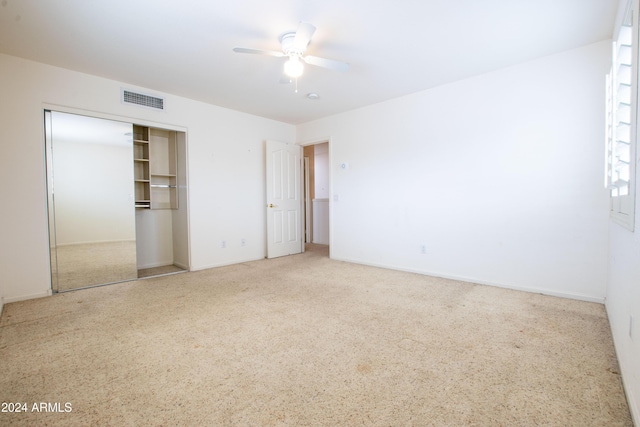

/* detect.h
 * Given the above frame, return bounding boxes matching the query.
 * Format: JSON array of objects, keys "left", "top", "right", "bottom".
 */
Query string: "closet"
[
  {"left": 45, "top": 111, "right": 189, "bottom": 292},
  {"left": 133, "top": 124, "right": 189, "bottom": 278}
]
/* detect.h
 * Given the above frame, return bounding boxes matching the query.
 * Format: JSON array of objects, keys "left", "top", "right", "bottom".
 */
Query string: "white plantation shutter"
[{"left": 607, "top": 0, "right": 637, "bottom": 230}]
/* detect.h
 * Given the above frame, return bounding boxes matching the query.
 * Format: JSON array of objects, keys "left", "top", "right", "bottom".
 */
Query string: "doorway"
[{"left": 303, "top": 141, "right": 330, "bottom": 249}]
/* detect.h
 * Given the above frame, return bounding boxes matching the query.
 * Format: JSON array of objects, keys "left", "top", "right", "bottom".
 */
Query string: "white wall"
[
  {"left": 606, "top": 1, "right": 640, "bottom": 418},
  {"left": 0, "top": 53, "right": 295, "bottom": 303},
  {"left": 605, "top": 0, "right": 640, "bottom": 420},
  {"left": 298, "top": 41, "right": 611, "bottom": 302},
  {"left": 608, "top": 212, "right": 640, "bottom": 424},
  {"left": 135, "top": 209, "right": 174, "bottom": 269},
  {"left": 314, "top": 142, "right": 329, "bottom": 199}
]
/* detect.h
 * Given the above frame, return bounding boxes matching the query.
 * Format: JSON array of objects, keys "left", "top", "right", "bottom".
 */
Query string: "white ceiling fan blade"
[
  {"left": 232, "top": 47, "right": 285, "bottom": 57},
  {"left": 303, "top": 55, "right": 350, "bottom": 72},
  {"left": 293, "top": 22, "right": 316, "bottom": 52}
]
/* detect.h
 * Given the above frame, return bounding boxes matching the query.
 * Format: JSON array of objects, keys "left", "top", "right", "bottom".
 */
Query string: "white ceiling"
[{"left": 0, "top": 0, "right": 618, "bottom": 125}]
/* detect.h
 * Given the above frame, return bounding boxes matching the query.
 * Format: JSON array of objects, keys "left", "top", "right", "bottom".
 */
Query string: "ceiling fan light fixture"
[{"left": 284, "top": 56, "right": 304, "bottom": 78}]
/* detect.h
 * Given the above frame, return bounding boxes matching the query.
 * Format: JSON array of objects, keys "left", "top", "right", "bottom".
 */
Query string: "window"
[{"left": 606, "top": 0, "right": 637, "bottom": 230}]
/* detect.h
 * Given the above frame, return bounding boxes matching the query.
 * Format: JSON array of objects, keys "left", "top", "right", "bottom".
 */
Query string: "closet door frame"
[{"left": 42, "top": 105, "right": 190, "bottom": 292}]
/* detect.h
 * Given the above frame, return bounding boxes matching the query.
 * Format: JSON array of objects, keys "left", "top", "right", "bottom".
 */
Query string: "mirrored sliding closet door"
[{"left": 45, "top": 111, "right": 138, "bottom": 292}]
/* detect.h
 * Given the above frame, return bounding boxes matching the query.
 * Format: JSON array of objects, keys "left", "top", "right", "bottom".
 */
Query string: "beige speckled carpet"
[{"left": 0, "top": 244, "right": 632, "bottom": 426}]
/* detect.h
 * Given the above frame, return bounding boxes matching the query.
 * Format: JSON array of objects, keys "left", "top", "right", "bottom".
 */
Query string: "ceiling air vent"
[{"left": 121, "top": 89, "right": 165, "bottom": 111}]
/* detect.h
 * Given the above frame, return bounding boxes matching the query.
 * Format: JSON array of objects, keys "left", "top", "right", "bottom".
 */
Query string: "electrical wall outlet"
[
  {"left": 241, "top": 238, "right": 246, "bottom": 247},
  {"left": 221, "top": 240, "right": 226, "bottom": 249},
  {"left": 420, "top": 244, "right": 427, "bottom": 254}
]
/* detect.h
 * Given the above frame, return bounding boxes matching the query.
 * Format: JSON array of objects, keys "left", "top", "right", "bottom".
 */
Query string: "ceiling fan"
[{"left": 233, "top": 22, "right": 349, "bottom": 86}]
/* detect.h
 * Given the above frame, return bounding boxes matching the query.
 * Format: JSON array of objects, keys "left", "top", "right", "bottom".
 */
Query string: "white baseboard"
[
  {"left": 331, "top": 256, "right": 606, "bottom": 304},
  {"left": 2, "top": 290, "right": 52, "bottom": 305},
  {"left": 606, "top": 304, "right": 640, "bottom": 427},
  {"left": 623, "top": 380, "right": 639, "bottom": 427},
  {"left": 191, "top": 256, "right": 265, "bottom": 272},
  {"left": 173, "top": 261, "right": 189, "bottom": 270},
  {"left": 57, "top": 239, "right": 136, "bottom": 247}
]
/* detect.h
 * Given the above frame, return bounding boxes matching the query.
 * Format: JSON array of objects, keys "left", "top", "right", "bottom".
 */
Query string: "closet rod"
[{"left": 150, "top": 184, "right": 177, "bottom": 188}]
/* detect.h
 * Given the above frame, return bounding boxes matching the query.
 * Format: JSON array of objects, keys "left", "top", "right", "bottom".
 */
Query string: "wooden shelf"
[
  {"left": 133, "top": 125, "right": 178, "bottom": 210},
  {"left": 133, "top": 125, "right": 150, "bottom": 209}
]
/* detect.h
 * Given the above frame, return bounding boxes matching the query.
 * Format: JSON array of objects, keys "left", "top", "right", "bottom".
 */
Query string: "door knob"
[{"left": 268, "top": 203, "right": 278, "bottom": 208}]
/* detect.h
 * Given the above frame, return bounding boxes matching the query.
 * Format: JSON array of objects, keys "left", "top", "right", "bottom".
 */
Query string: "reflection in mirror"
[{"left": 45, "top": 111, "right": 138, "bottom": 291}]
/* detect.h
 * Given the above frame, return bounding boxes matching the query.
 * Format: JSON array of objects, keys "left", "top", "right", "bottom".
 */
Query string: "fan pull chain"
[{"left": 295, "top": 78, "right": 298, "bottom": 93}]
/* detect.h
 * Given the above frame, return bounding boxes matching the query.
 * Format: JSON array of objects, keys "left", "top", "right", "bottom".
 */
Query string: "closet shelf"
[{"left": 134, "top": 125, "right": 178, "bottom": 210}]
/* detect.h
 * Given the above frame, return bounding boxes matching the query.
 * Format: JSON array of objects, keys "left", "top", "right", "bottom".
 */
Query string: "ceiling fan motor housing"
[{"left": 280, "top": 32, "right": 304, "bottom": 55}]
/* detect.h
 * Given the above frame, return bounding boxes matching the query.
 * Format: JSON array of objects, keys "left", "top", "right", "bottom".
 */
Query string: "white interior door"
[{"left": 266, "top": 140, "right": 303, "bottom": 258}]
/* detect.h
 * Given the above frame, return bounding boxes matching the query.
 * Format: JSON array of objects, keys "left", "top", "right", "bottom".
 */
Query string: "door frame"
[
  {"left": 42, "top": 104, "right": 192, "bottom": 291},
  {"left": 304, "top": 156, "right": 312, "bottom": 244},
  {"left": 299, "top": 137, "right": 332, "bottom": 256}
]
